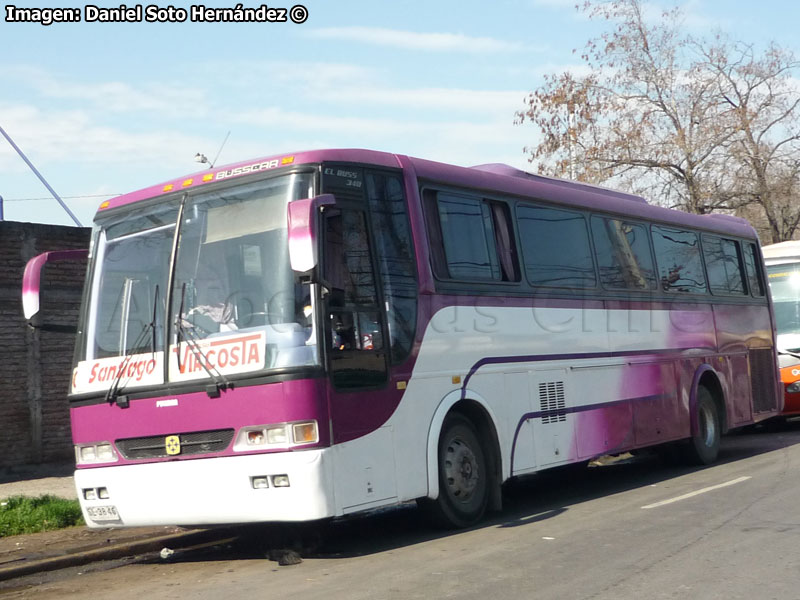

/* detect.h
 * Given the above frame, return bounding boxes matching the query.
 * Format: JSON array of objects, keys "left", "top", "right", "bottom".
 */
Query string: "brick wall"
[{"left": 0, "top": 221, "right": 90, "bottom": 469}]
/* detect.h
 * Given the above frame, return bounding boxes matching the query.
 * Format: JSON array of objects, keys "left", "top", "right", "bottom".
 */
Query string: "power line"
[
  {"left": 0, "top": 123, "right": 83, "bottom": 226},
  {"left": 3, "top": 193, "right": 122, "bottom": 202}
]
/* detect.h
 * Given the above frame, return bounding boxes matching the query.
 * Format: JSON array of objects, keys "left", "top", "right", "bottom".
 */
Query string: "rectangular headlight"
[
  {"left": 80, "top": 446, "right": 96, "bottom": 462},
  {"left": 233, "top": 420, "right": 320, "bottom": 452},
  {"left": 75, "top": 442, "right": 118, "bottom": 465},
  {"left": 271, "top": 474, "right": 290, "bottom": 487},
  {"left": 96, "top": 444, "right": 115, "bottom": 461},
  {"left": 292, "top": 422, "right": 318, "bottom": 444},
  {"left": 246, "top": 429, "right": 266, "bottom": 445},
  {"left": 266, "top": 426, "right": 288, "bottom": 445}
]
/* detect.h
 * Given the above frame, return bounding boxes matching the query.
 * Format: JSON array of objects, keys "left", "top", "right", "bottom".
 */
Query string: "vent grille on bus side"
[
  {"left": 749, "top": 348, "right": 778, "bottom": 413},
  {"left": 539, "top": 381, "right": 566, "bottom": 424},
  {"left": 116, "top": 429, "right": 235, "bottom": 460}
]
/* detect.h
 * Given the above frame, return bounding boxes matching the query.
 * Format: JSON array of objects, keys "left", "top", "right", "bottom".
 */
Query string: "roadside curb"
[{"left": 0, "top": 528, "right": 226, "bottom": 582}]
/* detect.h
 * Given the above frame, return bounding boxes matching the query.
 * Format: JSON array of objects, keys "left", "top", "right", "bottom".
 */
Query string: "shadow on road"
[{"left": 148, "top": 422, "right": 800, "bottom": 566}]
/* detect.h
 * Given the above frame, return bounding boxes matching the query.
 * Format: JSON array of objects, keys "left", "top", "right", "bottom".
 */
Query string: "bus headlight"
[
  {"left": 292, "top": 422, "right": 318, "bottom": 444},
  {"left": 75, "top": 443, "right": 119, "bottom": 465},
  {"left": 267, "top": 426, "right": 289, "bottom": 445},
  {"left": 234, "top": 421, "right": 318, "bottom": 451},
  {"left": 787, "top": 382, "right": 800, "bottom": 394}
]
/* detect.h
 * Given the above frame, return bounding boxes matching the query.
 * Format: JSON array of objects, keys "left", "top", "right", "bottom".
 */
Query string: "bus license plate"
[{"left": 86, "top": 505, "right": 120, "bottom": 522}]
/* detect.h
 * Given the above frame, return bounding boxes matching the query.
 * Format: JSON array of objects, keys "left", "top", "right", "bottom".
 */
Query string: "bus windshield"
[
  {"left": 767, "top": 262, "right": 800, "bottom": 342},
  {"left": 74, "top": 172, "right": 318, "bottom": 395}
]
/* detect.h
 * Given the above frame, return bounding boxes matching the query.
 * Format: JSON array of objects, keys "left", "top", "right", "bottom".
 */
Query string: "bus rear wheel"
[
  {"left": 684, "top": 386, "right": 721, "bottom": 465},
  {"left": 422, "top": 413, "right": 489, "bottom": 529}
]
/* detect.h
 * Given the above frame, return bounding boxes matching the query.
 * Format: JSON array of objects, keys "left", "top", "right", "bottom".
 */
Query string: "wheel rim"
[
  {"left": 699, "top": 401, "right": 717, "bottom": 447},
  {"left": 443, "top": 435, "right": 480, "bottom": 502}
]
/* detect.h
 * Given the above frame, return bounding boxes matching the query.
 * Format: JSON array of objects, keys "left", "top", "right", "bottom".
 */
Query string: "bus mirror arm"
[
  {"left": 27, "top": 312, "right": 77, "bottom": 334},
  {"left": 22, "top": 249, "right": 88, "bottom": 330},
  {"left": 288, "top": 194, "right": 336, "bottom": 276}
]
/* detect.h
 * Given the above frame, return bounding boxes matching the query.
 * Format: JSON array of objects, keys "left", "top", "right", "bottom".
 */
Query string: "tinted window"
[
  {"left": 366, "top": 172, "right": 417, "bottom": 364},
  {"left": 743, "top": 242, "right": 765, "bottom": 297},
  {"left": 437, "top": 193, "right": 500, "bottom": 280},
  {"left": 323, "top": 208, "right": 387, "bottom": 389},
  {"left": 324, "top": 210, "right": 377, "bottom": 306},
  {"left": 487, "top": 201, "right": 520, "bottom": 282},
  {"left": 703, "top": 236, "right": 746, "bottom": 295},
  {"left": 651, "top": 225, "right": 707, "bottom": 293},
  {"left": 591, "top": 217, "right": 655, "bottom": 289},
  {"left": 517, "top": 204, "right": 596, "bottom": 287}
]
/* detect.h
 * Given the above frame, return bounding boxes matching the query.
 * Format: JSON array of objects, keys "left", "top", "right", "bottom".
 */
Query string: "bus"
[
  {"left": 23, "top": 149, "right": 781, "bottom": 529},
  {"left": 762, "top": 241, "right": 800, "bottom": 417}
]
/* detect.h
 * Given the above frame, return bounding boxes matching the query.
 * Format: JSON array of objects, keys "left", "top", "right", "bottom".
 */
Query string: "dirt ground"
[{"left": 0, "top": 463, "right": 77, "bottom": 502}]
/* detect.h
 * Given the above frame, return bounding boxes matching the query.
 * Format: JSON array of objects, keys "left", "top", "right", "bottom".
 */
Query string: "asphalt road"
[{"left": 6, "top": 423, "right": 800, "bottom": 600}]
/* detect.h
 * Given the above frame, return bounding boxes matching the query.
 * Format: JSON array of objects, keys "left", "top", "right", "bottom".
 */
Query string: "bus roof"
[
  {"left": 762, "top": 240, "right": 800, "bottom": 264},
  {"left": 95, "top": 148, "right": 758, "bottom": 239}
]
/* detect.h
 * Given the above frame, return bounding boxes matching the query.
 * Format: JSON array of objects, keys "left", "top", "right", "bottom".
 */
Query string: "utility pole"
[{"left": 0, "top": 123, "right": 82, "bottom": 226}]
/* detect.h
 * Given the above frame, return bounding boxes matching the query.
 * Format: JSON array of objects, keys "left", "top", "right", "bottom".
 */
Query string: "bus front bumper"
[{"left": 74, "top": 449, "right": 335, "bottom": 528}]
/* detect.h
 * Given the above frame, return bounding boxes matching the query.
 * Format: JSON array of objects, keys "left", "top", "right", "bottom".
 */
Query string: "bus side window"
[
  {"left": 651, "top": 225, "right": 707, "bottom": 294},
  {"left": 703, "top": 235, "right": 746, "bottom": 296},
  {"left": 591, "top": 216, "right": 655, "bottom": 290},
  {"left": 743, "top": 242, "right": 766, "bottom": 297}
]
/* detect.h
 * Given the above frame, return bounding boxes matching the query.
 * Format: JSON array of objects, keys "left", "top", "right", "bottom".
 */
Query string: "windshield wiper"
[
  {"left": 106, "top": 284, "right": 161, "bottom": 408},
  {"left": 175, "top": 282, "right": 233, "bottom": 398}
]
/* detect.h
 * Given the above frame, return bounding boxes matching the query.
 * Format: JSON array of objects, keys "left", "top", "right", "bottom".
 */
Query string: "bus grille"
[
  {"left": 116, "top": 429, "right": 235, "bottom": 460},
  {"left": 539, "top": 381, "right": 566, "bottom": 424},
  {"left": 750, "top": 348, "right": 778, "bottom": 414}
]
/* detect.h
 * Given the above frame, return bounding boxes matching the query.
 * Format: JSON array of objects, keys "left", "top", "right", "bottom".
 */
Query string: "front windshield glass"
[
  {"left": 170, "top": 173, "right": 317, "bottom": 383},
  {"left": 73, "top": 171, "right": 317, "bottom": 395},
  {"left": 767, "top": 263, "right": 800, "bottom": 338},
  {"left": 73, "top": 201, "right": 179, "bottom": 394}
]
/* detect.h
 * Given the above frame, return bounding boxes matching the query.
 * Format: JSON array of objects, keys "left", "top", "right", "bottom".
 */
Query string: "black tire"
[
  {"left": 421, "top": 413, "right": 489, "bottom": 529},
  {"left": 684, "top": 386, "right": 721, "bottom": 465}
]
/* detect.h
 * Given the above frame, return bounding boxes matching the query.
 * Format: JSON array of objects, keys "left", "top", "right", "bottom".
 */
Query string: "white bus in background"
[{"left": 763, "top": 241, "right": 800, "bottom": 417}]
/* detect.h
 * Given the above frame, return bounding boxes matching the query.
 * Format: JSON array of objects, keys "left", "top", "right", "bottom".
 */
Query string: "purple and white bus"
[{"left": 23, "top": 149, "right": 781, "bottom": 528}]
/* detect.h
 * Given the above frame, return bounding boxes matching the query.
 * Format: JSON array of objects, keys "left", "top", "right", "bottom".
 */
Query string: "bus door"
[
  {"left": 321, "top": 206, "right": 389, "bottom": 393},
  {"left": 320, "top": 204, "right": 400, "bottom": 511}
]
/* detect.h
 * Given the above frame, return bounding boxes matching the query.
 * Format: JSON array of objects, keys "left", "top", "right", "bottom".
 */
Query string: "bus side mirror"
[
  {"left": 287, "top": 194, "right": 335, "bottom": 278},
  {"left": 23, "top": 249, "right": 88, "bottom": 330}
]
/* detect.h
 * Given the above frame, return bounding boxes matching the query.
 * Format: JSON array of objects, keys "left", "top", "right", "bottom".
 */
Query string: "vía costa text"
[{"left": 4, "top": 4, "right": 310, "bottom": 25}]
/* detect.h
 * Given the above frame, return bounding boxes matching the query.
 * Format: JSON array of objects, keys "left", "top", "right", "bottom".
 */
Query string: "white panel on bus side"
[
  {"left": 333, "top": 425, "right": 399, "bottom": 514},
  {"left": 505, "top": 371, "right": 537, "bottom": 474},
  {"left": 530, "top": 368, "right": 576, "bottom": 468}
]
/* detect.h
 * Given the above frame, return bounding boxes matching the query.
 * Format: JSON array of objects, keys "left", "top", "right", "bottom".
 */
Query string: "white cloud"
[
  {"left": 307, "top": 27, "right": 528, "bottom": 53},
  {"left": 321, "top": 87, "right": 528, "bottom": 117},
  {"left": 530, "top": 0, "right": 580, "bottom": 9},
  {"left": 231, "top": 106, "right": 531, "bottom": 163},
  {"left": 0, "top": 65, "right": 210, "bottom": 117},
  {"left": 0, "top": 103, "right": 217, "bottom": 172}
]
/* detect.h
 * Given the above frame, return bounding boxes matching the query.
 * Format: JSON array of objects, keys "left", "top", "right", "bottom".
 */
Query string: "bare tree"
[
  {"left": 517, "top": 0, "right": 800, "bottom": 237},
  {"left": 515, "top": 72, "right": 608, "bottom": 182},
  {"left": 701, "top": 39, "right": 800, "bottom": 242}
]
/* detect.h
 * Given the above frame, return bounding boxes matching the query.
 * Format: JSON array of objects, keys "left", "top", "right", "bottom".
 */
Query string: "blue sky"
[{"left": 2, "top": 0, "right": 799, "bottom": 226}]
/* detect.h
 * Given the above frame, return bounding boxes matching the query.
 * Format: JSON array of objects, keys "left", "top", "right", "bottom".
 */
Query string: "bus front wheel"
[{"left": 422, "top": 413, "right": 489, "bottom": 528}]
